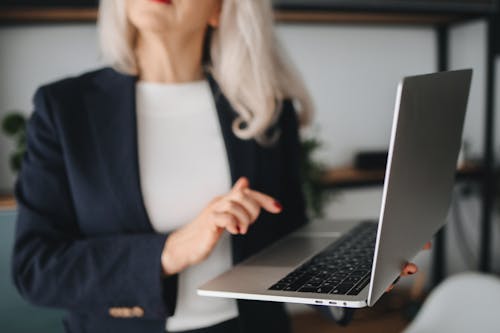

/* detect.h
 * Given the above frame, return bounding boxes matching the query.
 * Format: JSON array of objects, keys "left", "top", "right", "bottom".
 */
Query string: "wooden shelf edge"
[
  {"left": 0, "top": 7, "right": 98, "bottom": 23},
  {"left": 0, "top": 194, "right": 16, "bottom": 211},
  {"left": 275, "top": 10, "right": 463, "bottom": 24},
  {"left": 0, "top": 164, "right": 483, "bottom": 208},
  {"left": 320, "top": 163, "right": 483, "bottom": 188},
  {"left": 0, "top": 7, "right": 467, "bottom": 25}
]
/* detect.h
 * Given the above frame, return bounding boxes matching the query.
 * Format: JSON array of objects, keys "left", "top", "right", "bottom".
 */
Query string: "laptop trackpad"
[{"left": 243, "top": 236, "right": 335, "bottom": 267}]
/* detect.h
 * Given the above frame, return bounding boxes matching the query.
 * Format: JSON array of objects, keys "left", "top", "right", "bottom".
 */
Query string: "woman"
[{"left": 11, "top": 0, "right": 419, "bottom": 332}]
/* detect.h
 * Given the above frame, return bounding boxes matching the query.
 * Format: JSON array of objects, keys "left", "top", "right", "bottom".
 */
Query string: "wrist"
[{"left": 161, "top": 233, "right": 183, "bottom": 276}]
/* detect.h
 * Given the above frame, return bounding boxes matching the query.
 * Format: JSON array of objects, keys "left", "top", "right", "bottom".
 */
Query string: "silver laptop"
[{"left": 198, "top": 69, "right": 473, "bottom": 308}]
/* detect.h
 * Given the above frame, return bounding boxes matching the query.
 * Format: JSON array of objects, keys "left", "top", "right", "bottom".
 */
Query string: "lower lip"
[{"left": 150, "top": 0, "right": 172, "bottom": 4}]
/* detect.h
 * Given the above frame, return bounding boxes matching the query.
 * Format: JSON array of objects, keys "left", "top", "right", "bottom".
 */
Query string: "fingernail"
[{"left": 274, "top": 201, "right": 283, "bottom": 210}]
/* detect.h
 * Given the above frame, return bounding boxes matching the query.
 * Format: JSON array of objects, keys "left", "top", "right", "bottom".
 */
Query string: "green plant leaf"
[
  {"left": 2, "top": 112, "right": 26, "bottom": 137},
  {"left": 3, "top": 112, "right": 28, "bottom": 173},
  {"left": 16, "top": 130, "right": 27, "bottom": 148},
  {"left": 300, "top": 136, "right": 334, "bottom": 218},
  {"left": 10, "top": 152, "right": 23, "bottom": 172}
]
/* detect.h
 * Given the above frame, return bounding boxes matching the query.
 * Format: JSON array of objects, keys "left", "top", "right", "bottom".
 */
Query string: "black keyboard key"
[
  {"left": 285, "top": 275, "right": 314, "bottom": 291},
  {"left": 317, "top": 270, "right": 332, "bottom": 277},
  {"left": 350, "top": 270, "right": 369, "bottom": 277},
  {"left": 331, "top": 274, "right": 349, "bottom": 281},
  {"left": 344, "top": 276, "right": 362, "bottom": 284},
  {"left": 298, "top": 286, "right": 317, "bottom": 293},
  {"left": 306, "top": 280, "right": 322, "bottom": 287},
  {"left": 282, "top": 277, "right": 296, "bottom": 284},
  {"left": 325, "top": 279, "right": 342, "bottom": 286},
  {"left": 269, "top": 284, "right": 286, "bottom": 290},
  {"left": 315, "top": 286, "right": 333, "bottom": 294},
  {"left": 331, "top": 283, "right": 355, "bottom": 295},
  {"left": 347, "top": 275, "right": 371, "bottom": 295}
]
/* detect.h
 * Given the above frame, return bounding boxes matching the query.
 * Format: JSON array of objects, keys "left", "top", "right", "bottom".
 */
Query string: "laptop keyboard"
[{"left": 269, "top": 222, "right": 377, "bottom": 296}]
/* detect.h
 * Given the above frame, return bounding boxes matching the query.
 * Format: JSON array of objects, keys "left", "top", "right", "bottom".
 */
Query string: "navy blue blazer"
[{"left": 11, "top": 68, "right": 307, "bottom": 333}]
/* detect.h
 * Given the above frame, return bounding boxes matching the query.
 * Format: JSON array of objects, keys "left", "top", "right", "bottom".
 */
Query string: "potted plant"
[
  {"left": 2, "top": 112, "right": 27, "bottom": 173},
  {"left": 300, "top": 136, "right": 333, "bottom": 218}
]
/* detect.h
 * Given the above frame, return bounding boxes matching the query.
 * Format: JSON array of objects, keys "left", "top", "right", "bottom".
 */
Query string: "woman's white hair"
[{"left": 98, "top": 0, "right": 313, "bottom": 145}]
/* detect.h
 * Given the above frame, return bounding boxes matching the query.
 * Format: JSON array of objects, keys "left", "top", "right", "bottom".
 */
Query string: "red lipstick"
[{"left": 150, "top": 0, "right": 172, "bottom": 4}]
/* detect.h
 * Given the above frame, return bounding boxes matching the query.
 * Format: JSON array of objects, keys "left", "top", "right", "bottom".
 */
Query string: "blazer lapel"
[
  {"left": 84, "top": 68, "right": 152, "bottom": 232},
  {"left": 206, "top": 74, "right": 257, "bottom": 187},
  {"left": 206, "top": 74, "right": 258, "bottom": 263}
]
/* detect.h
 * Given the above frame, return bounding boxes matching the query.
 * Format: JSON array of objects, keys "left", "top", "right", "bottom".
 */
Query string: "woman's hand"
[
  {"left": 161, "top": 177, "right": 282, "bottom": 275},
  {"left": 386, "top": 241, "right": 432, "bottom": 292}
]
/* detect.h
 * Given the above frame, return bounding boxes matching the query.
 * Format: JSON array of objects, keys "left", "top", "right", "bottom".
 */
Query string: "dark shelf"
[
  {"left": 319, "top": 163, "right": 483, "bottom": 189},
  {"left": 0, "top": 194, "right": 16, "bottom": 211},
  {"left": 0, "top": 7, "right": 461, "bottom": 25},
  {"left": 272, "top": 0, "right": 498, "bottom": 16},
  {"left": 274, "top": 11, "right": 465, "bottom": 24},
  {"left": 0, "top": 2, "right": 497, "bottom": 25},
  {"left": 0, "top": 7, "right": 97, "bottom": 23}
]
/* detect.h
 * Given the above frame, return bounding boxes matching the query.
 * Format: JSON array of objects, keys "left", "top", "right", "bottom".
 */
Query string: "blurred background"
[{"left": 1, "top": 0, "right": 499, "bottom": 332}]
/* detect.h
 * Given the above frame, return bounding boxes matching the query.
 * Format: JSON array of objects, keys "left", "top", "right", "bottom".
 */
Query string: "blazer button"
[
  {"left": 109, "top": 306, "right": 144, "bottom": 318},
  {"left": 131, "top": 306, "right": 144, "bottom": 318},
  {"left": 109, "top": 307, "right": 127, "bottom": 318}
]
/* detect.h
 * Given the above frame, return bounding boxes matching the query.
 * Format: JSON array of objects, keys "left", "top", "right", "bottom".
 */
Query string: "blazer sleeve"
[{"left": 11, "top": 87, "right": 178, "bottom": 319}]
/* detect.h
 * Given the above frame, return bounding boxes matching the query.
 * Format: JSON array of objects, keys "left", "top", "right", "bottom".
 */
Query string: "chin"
[{"left": 127, "top": 0, "right": 176, "bottom": 33}]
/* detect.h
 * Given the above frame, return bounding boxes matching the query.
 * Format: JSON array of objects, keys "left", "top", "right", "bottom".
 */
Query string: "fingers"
[
  {"left": 386, "top": 276, "right": 400, "bottom": 292},
  {"left": 386, "top": 263, "right": 418, "bottom": 293},
  {"left": 243, "top": 188, "right": 282, "bottom": 214},
  {"left": 231, "top": 176, "right": 250, "bottom": 193},
  {"left": 212, "top": 212, "right": 240, "bottom": 235},
  {"left": 231, "top": 176, "right": 282, "bottom": 215},
  {"left": 213, "top": 177, "right": 283, "bottom": 235},
  {"left": 229, "top": 189, "right": 261, "bottom": 222},
  {"left": 218, "top": 200, "right": 253, "bottom": 234},
  {"left": 388, "top": 244, "right": 428, "bottom": 290},
  {"left": 401, "top": 262, "right": 418, "bottom": 276}
]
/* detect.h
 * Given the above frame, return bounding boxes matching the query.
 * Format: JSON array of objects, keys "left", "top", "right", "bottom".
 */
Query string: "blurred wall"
[{"left": 0, "top": 19, "right": 499, "bottom": 308}]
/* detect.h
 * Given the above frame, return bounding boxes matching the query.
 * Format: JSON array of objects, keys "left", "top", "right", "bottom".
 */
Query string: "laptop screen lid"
[{"left": 367, "top": 69, "right": 472, "bottom": 306}]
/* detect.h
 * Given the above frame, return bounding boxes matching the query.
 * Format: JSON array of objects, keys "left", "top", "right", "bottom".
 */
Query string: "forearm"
[{"left": 13, "top": 208, "right": 177, "bottom": 319}]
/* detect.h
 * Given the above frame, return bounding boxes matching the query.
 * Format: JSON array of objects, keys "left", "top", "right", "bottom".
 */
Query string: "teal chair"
[{"left": 0, "top": 210, "right": 64, "bottom": 333}]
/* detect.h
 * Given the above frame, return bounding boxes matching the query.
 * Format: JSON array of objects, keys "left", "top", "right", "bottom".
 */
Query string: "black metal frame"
[
  {"left": 432, "top": 25, "right": 449, "bottom": 285},
  {"left": 431, "top": 12, "right": 497, "bottom": 286},
  {"left": 480, "top": 14, "right": 497, "bottom": 272},
  {"left": 272, "top": 0, "right": 496, "bottom": 16}
]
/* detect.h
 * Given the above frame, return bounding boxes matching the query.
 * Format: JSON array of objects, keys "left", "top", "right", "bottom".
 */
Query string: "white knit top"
[{"left": 136, "top": 80, "right": 238, "bottom": 332}]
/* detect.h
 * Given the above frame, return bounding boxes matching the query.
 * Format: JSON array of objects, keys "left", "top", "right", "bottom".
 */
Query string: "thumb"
[{"left": 232, "top": 177, "right": 249, "bottom": 192}]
